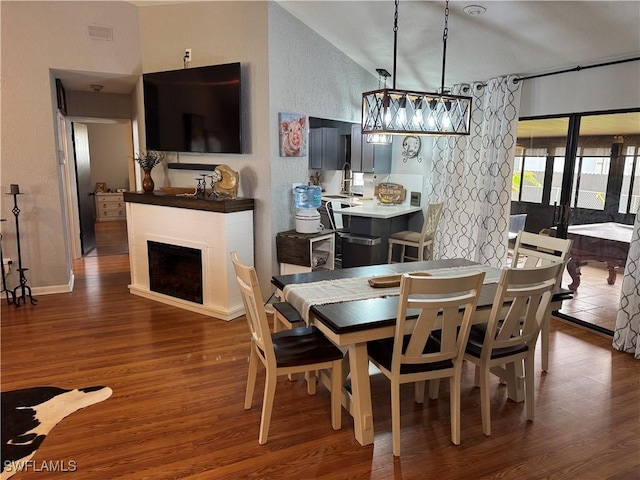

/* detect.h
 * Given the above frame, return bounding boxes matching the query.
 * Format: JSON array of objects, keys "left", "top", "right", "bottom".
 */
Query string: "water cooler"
[{"left": 294, "top": 185, "right": 322, "bottom": 233}]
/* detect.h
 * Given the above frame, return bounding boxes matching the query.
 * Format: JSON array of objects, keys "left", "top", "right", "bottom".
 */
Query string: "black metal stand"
[
  {"left": 9, "top": 192, "right": 36, "bottom": 307},
  {"left": 0, "top": 219, "right": 15, "bottom": 304}
]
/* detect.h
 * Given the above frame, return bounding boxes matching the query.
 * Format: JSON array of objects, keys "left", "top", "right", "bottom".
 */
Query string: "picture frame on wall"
[{"left": 278, "top": 112, "right": 307, "bottom": 157}]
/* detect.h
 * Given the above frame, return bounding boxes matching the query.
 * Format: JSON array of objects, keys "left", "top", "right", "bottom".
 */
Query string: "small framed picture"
[
  {"left": 279, "top": 112, "right": 308, "bottom": 157},
  {"left": 95, "top": 182, "right": 106, "bottom": 193}
]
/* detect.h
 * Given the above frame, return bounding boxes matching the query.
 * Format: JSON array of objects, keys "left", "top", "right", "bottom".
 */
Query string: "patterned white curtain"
[
  {"left": 426, "top": 75, "right": 522, "bottom": 267},
  {"left": 613, "top": 211, "right": 640, "bottom": 358}
]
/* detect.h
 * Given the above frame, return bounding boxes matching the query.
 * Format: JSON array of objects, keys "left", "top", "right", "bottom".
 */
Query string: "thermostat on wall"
[{"left": 410, "top": 191, "right": 421, "bottom": 206}]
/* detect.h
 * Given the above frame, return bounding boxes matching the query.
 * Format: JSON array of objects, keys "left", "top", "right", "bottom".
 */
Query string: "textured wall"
[
  {"left": 0, "top": 1, "right": 141, "bottom": 290},
  {"left": 267, "top": 3, "right": 377, "bottom": 281}
]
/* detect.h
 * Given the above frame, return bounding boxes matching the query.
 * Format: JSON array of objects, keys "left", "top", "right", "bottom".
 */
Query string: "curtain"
[
  {"left": 613, "top": 211, "right": 640, "bottom": 358},
  {"left": 426, "top": 75, "right": 522, "bottom": 267}
]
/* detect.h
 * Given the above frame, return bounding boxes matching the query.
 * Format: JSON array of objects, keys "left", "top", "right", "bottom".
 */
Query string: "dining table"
[{"left": 271, "top": 258, "right": 572, "bottom": 446}]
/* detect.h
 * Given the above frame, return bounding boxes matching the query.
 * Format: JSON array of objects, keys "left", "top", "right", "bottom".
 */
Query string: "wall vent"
[{"left": 87, "top": 24, "right": 113, "bottom": 41}]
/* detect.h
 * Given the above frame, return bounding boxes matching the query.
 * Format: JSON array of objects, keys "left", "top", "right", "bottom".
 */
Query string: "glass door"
[{"left": 513, "top": 110, "right": 640, "bottom": 334}]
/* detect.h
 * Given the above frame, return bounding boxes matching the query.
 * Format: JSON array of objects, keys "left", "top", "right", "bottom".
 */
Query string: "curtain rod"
[
  {"left": 513, "top": 56, "right": 640, "bottom": 84},
  {"left": 474, "top": 56, "right": 640, "bottom": 89}
]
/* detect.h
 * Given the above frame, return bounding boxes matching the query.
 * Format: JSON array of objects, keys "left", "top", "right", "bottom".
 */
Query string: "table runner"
[{"left": 283, "top": 264, "right": 502, "bottom": 322}]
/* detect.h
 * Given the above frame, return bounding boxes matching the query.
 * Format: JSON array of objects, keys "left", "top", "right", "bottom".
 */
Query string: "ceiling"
[
  {"left": 276, "top": 0, "right": 640, "bottom": 92},
  {"left": 57, "top": 1, "right": 640, "bottom": 136}
]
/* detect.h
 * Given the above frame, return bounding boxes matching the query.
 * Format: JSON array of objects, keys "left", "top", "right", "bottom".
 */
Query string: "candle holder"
[{"left": 7, "top": 187, "right": 37, "bottom": 307}]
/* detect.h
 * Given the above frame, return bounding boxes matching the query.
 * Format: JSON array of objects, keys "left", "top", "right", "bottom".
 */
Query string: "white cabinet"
[
  {"left": 95, "top": 193, "right": 126, "bottom": 222},
  {"left": 276, "top": 230, "right": 335, "bottom": 274}
]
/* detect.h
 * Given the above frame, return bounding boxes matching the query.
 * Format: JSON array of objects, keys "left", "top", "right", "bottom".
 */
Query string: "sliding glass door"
[{"left": 513, "top": 110, "right": 639, "bottom": 334}]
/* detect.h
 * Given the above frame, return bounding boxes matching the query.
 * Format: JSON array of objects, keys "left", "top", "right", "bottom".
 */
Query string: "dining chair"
[
  {"left": 326, "top": 200, "right": 349, "bottom": 267},
  {"left": 511, "top": 231, "right": 573, "bottom": 371},
  {"left": 366, "top": 270, "right": 486, "bottom": 456},
  {"left": 387, "top": 202, "right": 444, "bottom": 263},
  {"left": 230, "top": 251, "right": 343, "bottom": 444},
  {"left": 464, "top": 263, "right": 563, "bottom": 436}
]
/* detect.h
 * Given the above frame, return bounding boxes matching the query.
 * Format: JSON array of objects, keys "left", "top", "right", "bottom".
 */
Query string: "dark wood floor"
[{"left": 1, "top": 255, "right": 638, "bottom": 479}]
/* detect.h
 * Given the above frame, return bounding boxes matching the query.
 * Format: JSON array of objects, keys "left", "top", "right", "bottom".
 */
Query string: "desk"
[
  {"left": 563, "top": 223, "right": 632, "bottom": 291},
  {"left": 272, "top": 259, "right": 571, "bottom": 446}
]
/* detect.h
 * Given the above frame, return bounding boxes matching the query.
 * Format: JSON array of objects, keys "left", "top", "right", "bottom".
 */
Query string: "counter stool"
[{"left": 387, "top": 202, "right": 443, "bottom": 263}]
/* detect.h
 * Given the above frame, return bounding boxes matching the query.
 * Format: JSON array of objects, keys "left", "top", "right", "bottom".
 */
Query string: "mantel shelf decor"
[{"left": 134, "top": 150, "right": 165, "bottom": 193}]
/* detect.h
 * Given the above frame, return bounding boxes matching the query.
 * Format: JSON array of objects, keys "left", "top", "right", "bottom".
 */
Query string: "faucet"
[{"left": 341, "top": 162, "right": 352, "bottom": 195}]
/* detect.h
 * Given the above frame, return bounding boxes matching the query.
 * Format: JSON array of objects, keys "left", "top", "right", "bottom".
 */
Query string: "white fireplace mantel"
[{"left": 125, "top": 193, "right": 254, "bottom": 320}]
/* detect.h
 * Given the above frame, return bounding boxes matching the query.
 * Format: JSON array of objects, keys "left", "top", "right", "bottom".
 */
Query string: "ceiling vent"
[{"left": 87, "top": 24, "right": 113, "bottom": 41}]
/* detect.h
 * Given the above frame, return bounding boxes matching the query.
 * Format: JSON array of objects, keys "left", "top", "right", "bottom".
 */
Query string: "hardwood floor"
[{"left": 1, "top": 255, "right": 638, "bottom": 479}]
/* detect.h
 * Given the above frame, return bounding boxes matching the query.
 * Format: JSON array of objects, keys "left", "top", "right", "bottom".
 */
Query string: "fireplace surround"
[{"left": 125, "top": 192, "right": 254, "bottom": 320}]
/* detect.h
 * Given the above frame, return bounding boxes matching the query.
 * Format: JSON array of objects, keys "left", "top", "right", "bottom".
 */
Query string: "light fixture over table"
[{"left": 361, "top": 0, "right": 472, "bottom": 137}]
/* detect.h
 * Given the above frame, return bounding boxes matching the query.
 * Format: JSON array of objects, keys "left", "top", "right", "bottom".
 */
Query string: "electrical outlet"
[{"left": 184, "top": 48, "right": 192, "bottom": 62}]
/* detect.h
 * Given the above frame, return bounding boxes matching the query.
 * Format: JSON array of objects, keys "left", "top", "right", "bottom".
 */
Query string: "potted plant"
[{"left": 134, "top": 150, "right": 164, "bottom": 192}]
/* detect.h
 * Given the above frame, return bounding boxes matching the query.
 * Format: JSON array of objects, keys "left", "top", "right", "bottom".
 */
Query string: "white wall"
[
  {"left": 87, "top": 123, "right": 132, "bottom": 192},
  {"left": 0, "top": 1, "right": 141, "bottom": 291},
  {"left": 519, "top": 60, "right": 640, "bottom": 116}
]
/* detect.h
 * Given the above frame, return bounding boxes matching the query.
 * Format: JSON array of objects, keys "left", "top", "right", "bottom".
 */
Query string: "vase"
[{"left": 142, "top": 168, "right": 154, "bottom": 193}]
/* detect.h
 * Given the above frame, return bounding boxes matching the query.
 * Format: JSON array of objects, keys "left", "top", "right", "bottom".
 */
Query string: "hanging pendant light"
[
  {"left": 361, "top": 0, "right": 472, "bottom": 137},
  {"left": 366, "top": 69, "right": 393, "bottom": 144}
]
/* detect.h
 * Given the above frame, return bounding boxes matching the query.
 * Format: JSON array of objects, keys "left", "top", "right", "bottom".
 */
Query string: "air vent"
[{"left": 87, "top": 24, "right": 113, "bottom": 41}]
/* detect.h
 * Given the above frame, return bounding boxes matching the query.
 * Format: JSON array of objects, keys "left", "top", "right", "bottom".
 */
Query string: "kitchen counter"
[
  {"left": 331, "top": 201, "right": 423, "bottom": 265},
  {"left": 333, "top": 202, "right": 422, "bottom": 219}
]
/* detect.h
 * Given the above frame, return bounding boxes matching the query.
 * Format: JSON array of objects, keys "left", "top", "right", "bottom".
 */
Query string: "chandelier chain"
[
  {"left": 441, "top": 0, "right": 450, "bottom": 93},
  {"left": 392, "top": 0, "right": 399, "bottom": 89}
]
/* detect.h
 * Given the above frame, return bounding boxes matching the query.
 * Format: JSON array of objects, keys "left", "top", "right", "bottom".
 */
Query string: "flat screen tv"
[{"left": 143, "top": 62, "right": 242, "bottom": 154}]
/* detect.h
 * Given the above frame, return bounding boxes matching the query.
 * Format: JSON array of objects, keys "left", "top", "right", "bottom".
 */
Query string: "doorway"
[
  {"left": 513, "top": 110, "right": 640, "bottom": 333},
  {"left": 63, "top": 118, "right": 135, "bottom": 259}
]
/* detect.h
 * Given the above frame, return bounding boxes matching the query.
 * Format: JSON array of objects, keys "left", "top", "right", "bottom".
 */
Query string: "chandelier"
[{"left": 361, "top": 0, "right": 472, "bottom": 137}]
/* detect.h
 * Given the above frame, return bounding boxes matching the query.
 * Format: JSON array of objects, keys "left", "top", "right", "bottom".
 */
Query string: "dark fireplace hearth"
[{"left": 147, "top": 241, "right": 203, "bottom": 304}]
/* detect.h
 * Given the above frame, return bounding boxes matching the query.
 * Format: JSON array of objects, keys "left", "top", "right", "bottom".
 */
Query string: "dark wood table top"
[{"left": 272, "top": 259, "right": 572, "bottom": 335}]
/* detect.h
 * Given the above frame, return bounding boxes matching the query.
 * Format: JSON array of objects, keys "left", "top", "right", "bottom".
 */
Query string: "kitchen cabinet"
[
  {"left": 309, "top": 127, "right": 339, "bottom": 170},
  {"left": 350, "top": 124, "right": 391, "bottom": 173}
]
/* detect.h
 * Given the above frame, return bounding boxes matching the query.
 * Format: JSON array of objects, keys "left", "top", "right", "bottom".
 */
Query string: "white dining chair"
[
  {"left": 366, "top": 270, "right": 485, "bottom": 456},
  {"left": 464, "top": 263, "right": 562, "bottom": 436},
  {"left": 511, "top": 231, "right": 573, "bottom": 371},
  {"left": 230, "top": 251, "right": 343, "bottom": 444}
]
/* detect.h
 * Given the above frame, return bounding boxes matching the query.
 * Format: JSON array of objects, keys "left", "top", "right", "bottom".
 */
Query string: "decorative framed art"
[{"left": 278, "top": 112, "right": 307, "bottom": 157}]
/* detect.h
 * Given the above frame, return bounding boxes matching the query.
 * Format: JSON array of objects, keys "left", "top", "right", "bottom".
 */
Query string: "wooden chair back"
[
  {"left": 482, "top": 263, "right": 562, "bottom": 359},
  {"left": 391, "top": 270, "right": 485, "bottom": 376},
  {"left": 420, "top": 202, "right": 444, "bottom": 242},
  {"left": 230, "top": 251, "right": 274, "bottom": 365},
  {"left": 511, "top": 231, "right": 572, "bottom": 285}
]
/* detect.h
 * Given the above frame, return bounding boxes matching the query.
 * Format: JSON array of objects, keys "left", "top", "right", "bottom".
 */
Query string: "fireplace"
[{"left": 147, "top": 241, "right": 203, "bottom": 304}]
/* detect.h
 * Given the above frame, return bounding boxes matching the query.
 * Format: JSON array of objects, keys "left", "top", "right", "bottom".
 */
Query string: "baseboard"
[{"left": 29, "top": 272, "right": 75, "bottom": 296}]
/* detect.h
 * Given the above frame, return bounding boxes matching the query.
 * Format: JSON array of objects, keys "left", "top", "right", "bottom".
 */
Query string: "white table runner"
[{"left": 283, "top": 264, "right": 503, "bottom": 322}]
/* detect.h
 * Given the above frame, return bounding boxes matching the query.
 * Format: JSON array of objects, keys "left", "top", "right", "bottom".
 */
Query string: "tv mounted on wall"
[{"left": 143, "top": 62, "right": 242, "bottom": 154}]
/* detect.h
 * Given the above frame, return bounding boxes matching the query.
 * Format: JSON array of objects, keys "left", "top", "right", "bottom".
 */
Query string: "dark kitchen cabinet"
[
  {"left": 350, "top": 124, "right": 391, "bottom": 173},
  {"left": 309, "top": 127, "right": 339, "bottom": 170}
]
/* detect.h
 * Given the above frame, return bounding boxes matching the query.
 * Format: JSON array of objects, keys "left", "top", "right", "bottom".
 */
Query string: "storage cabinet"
[
  {"left": 309, "top": 127, "right": 340, "bottom": 170},
  {"left": 350, "top": 124, "right": 392, "bottom": 173},
  {"left": 276, "top": 229, "right": 335, "bottom": 274},
  {"left": 95, "top": 193, "right": 126, "bottom": 222}
]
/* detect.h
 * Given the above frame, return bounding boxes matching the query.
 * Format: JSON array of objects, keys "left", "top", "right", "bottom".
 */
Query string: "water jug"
[{"left": 294, "top": 185, "right": 321, "bottom": 210}]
